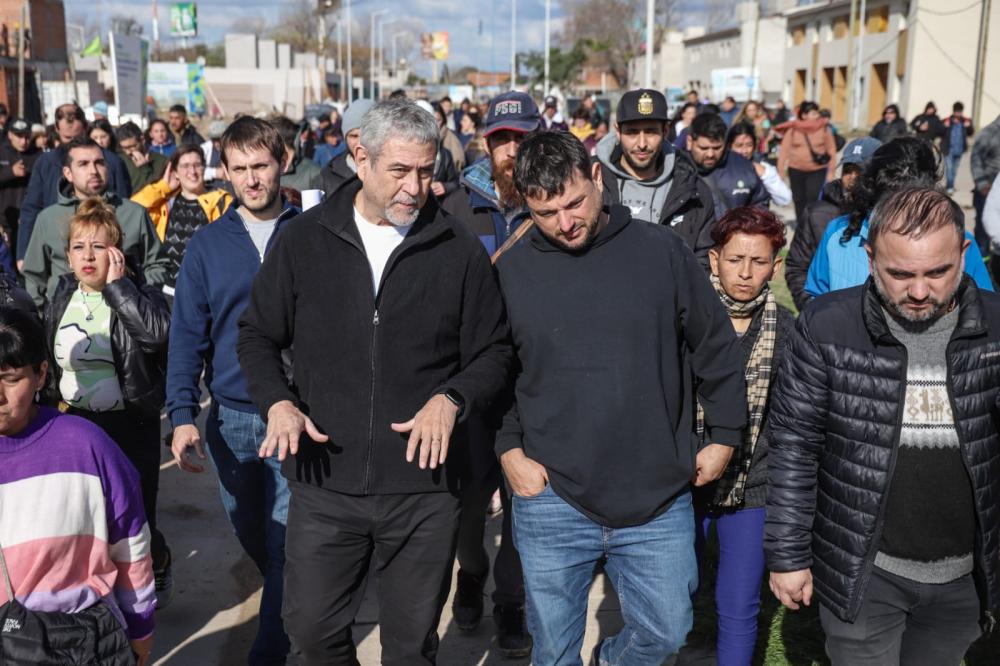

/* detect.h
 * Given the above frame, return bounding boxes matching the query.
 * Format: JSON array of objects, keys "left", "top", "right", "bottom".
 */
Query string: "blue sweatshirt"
[
  {"left": 805, "top": 215, "right": 994, "bottom": 297},
  {"left": 166, "top": 201, "right": 299, "bottom": 427}
]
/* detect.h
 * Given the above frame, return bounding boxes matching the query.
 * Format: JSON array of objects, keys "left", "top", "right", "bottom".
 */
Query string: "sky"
[{"left": 64, "top": 0, "right": 729, "bottom": 78}]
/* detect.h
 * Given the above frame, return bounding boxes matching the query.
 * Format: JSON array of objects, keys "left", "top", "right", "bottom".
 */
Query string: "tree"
[
  {"left": 519, "top": 41, "right": 588, "bottom": 93},
  {"left": 267, "top": 0, "right": 320, "bottom": 52},
  {"left": 561, "top": 0, "right": 680, "bottom": 87}
]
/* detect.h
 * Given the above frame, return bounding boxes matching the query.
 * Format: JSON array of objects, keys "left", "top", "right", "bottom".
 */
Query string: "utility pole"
[
  {"left": 851, "top": 0, "right": 867, "bottom": 129},
  {"left": 973, "top": 0, "right": 993, "bottom": 128},
  {"left": 346, "top": 0, "right": 353, "bottom": 101},
  {"left": 644, "top": 0, "right": 654, "bottom": 88},
  {"left": 749, "top": 0, "right": 761, "bottom": 100},
  {"left": 845, "top": 0, "right": 858, "bottom": 129},
  {"left": 370, "top": 9, "right": 387, "bottom": 98},
  {"left": 510, "top": 0, "right": 516, "bottom": 89},
  {"left": 543, "top": 0, "right": 550, "bottom": 95},
  {"left": 151, "top": 0, "right": 160, "bottom": 59},
  {"left": 17, "top": 1, "right": 26, "bottom": 117}
]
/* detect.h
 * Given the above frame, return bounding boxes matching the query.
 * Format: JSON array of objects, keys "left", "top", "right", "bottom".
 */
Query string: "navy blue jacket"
[
  {"left": 441, "top": 158, "right": 531, "bottom": 256},
  {"left": 17, "top": 147, "right": 132, "bottom": 260},
  {"left": 700, "top": 150, "right": 770, "bottom": 219},
  {"left": 166, "top": 200, "right": 299, "bottom": 427}
]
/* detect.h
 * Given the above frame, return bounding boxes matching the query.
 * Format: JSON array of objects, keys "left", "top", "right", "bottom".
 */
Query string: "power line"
[{"left": 918, "top": 0, "right": 981, "bottom": 16}]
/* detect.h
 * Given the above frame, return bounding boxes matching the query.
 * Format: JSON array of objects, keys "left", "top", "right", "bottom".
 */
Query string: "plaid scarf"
[{"left": 696, "top": 274, "right": 778, "bottom": 508}]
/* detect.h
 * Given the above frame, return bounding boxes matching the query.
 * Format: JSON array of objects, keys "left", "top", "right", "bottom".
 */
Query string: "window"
[
  {"left": 866, "top": 5, "right": 889, "bottom": 33},
  {"left": 832, "top": 15, "right": 849, "bottom": 39},
  {"left": 792, "top": 25, "right": 806, "bottom": 45}
]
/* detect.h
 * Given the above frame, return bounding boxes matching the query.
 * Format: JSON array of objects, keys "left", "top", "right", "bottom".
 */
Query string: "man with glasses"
[{"left": 16, "top": 103, "right": 132, "bottom": 268}]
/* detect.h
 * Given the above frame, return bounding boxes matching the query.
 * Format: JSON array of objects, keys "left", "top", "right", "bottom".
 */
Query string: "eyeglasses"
[{"left": 176, "top": 162, "right": 205, "bottom": 172}]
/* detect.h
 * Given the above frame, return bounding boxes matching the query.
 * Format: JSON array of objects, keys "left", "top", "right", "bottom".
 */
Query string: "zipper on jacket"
[
  {"left": 362, "top": 307, "right": 379, "bottom": 494},
  {"left": 849, "top": 345, "right": 908, "bottom": 621}
]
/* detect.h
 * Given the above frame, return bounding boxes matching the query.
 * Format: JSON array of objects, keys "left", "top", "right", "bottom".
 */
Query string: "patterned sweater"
[{"left": 0, "top": 407, "right": 155, "bottom": 639}]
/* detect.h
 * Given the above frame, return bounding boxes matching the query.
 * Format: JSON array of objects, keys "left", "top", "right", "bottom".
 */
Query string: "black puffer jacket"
[
  {"left": 44, "top": 272, "right": 170, "bottom": 415},
  {"left": 784, "top": 179, "right": 849, "bottom": 310},
  {"left": 765, "top": 278, "right": 1000, "bottom": 628}
]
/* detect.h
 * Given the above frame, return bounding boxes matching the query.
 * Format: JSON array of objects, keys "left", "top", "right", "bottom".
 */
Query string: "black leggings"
[
  {"left": 789, "top": 167, "right": 828, "bottom": 228},
  {"left": 68, "top": 407, "right": 169, "bottom": 568}
]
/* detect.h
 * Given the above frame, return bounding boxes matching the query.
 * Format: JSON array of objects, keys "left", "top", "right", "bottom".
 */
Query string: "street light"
[
  {"left": 510, "top": 0, "right": 517, "bottom": 88},
  {"left": 379, "top": 19, "right": 397, "bottom": 99},
  {"left": 644, "top": 0, "right": 654, "bottom": 88},
  {"left": 392, "top": 30, "right": 408, "bottom": 82},
  {"left": 347, "top": 0, "right": 353, "bottom": 101},
  {"left": 543, "top": 0, "right": 550, "bottom": 95},
  {"left": 370, "top": 9, "right": 388, "bottom": 98}
]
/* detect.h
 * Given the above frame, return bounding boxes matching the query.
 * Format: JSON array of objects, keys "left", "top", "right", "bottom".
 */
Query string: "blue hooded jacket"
[
  {"left": 805, "top": 215, "right": 994, "bottom": 297},
  {"left": 166, "top": 200, "right": 300, "bottom": 426},
  {"left": 443, "top": 157, "right": 531, "bottom": 255}
]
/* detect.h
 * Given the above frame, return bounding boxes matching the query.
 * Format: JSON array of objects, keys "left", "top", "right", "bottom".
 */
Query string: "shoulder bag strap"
[
  {"left": 0, "top": 539, "right": 15, "bottom": 600},
  {"left": 491, "top": 219, "right": 535, "bottom": 264}
]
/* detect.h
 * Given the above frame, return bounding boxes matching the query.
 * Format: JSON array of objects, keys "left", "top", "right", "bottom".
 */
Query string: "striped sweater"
[{"left": 0, "top": 407, "right": 156, "bottom": 640}]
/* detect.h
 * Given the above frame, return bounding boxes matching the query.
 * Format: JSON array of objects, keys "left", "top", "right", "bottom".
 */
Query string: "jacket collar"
[
  {"left": 57, "top": 179, "right": 122, "bottom": 207},
  {"left": 528, "top": 204, "right": 632, "bottom": 254},
  {"left": 863, "top": 275, "right": 987, "bottom": 344},
  {"left": 217, "top": 198, "right": 299, "bottom": 234},
  {"left": 318, "top": 179, "right": 453, "bottom": 250}
]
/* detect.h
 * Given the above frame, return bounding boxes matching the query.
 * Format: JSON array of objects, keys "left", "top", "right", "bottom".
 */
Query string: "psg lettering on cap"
[
  {"left": 495, "top": 100, "right": 523, "bottom": 116},
  {"left": 638, "top": 93, "right": 654, "bottom": 116}
]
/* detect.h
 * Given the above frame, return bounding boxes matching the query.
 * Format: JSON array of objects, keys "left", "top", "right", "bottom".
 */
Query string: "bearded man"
[{"left": 765, "top": 187, "right": 1000, "bottom": 665}]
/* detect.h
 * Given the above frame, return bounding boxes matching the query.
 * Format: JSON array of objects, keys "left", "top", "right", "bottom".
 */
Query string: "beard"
[
  {"left": 622, "top": 147, "right": 656, "bottom": 174},
  {"left": 384, "top": 194, "right": 421, "bottom": 227},
  {"left": 492, "top": 156, "right": 524, "bottom": 209},
  {"left": 872, "top": 268, "right": 960, "bottom": 329}
]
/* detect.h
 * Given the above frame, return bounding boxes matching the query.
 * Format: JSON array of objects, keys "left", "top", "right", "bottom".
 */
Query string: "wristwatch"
[{"left": 441, "top": 388, "right": 465, "bottom": 415}]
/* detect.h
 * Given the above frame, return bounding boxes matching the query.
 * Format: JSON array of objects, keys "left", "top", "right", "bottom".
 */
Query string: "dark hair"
[
  {"left": 672, "top": 102, "right": 698, "bottom": 125},
  {"left": 726, "top": 121, "right": 757, "bottom": 148},
  {"left": 867, "top": 187, "right": 964, "bottom": 253},
  {"left": 0, "top": 306, "right": 47, "bottom": 372},
  {"left": 317, "top": 113, "right": 331, "bottom": 123},
  {"left": 116, "top": 121, "right": 143, "bottom": 143},
  {"left": 689, "top": 113, "right": 728, "bottom": 142},
  {"left": 924, "top": 101, "right": 936, "bottom": 113},
  {"left": 54, "top": 103, "right": 85, "bottom": 124},
  {"left": 883, "top": 104, "right": 901, "bottom": 117},
  {"left": 953, "top": 101, "right": 965, "bottom": 113},
  {"left": 440, "top": 96, "right": 452, "bottom": 104},
  {"left": 843, "top": 136, "right": 942, "bottom": 243},
  {"left": 269, "top": 116, "right": 300, "bottom": 150},
  {"left": 322, "top": 126, "right": 343, "bottom": 141},
  {"left": 169, "top": 104, "right": 187, "bottom": 115},
  {"left": 0, "top": 103, "right": 7, "bottom": 116},
  {"left": 147, "top": 118, "right": 171, "bottom": 144},
  {"left": 169, "top": 143, "right": 206, "bottom": 171},
  {"left": 89, "top": 118, "right": 118, "bottom": 153},
  {"left": 389, "top": 89, "right": 407, "bottom": 99},
  {"left": 513, "top": 131, "right": 592, "bottom": 200},
  {"left": 797, "top": 101, "right": 819, "bottom": 118},
  {"left": 220, "top": 116, "right": 286, "bottom": 168},
  {"left": 62, "top": 136, "right": 102, "bottom": 167},
  {"left": 701, "top": 103, "right": 721, "bottom": 116},
  {"left": 711, "top": 205, "right": 786, "bottom": 255}
]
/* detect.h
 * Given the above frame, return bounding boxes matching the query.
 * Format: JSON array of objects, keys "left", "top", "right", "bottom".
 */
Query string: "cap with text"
[{"left": 484, "top": 91, "right": 541, "bottom": 137}]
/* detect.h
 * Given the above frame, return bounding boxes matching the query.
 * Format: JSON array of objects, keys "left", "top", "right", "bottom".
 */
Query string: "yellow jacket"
[{"left": 131, "top": 180, "right": 233, "bottom": 241}]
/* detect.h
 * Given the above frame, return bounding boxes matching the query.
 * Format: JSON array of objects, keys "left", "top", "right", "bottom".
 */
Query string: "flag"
[{"left": 81, "top": 36, "right": 102, "bottom": 57}]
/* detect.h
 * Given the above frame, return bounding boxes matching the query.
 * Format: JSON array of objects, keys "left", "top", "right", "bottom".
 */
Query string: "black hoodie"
[
  {"left": 785, "top": 178, "right": 849, "bottom": 310},
  {"left": 237, "top": 180, "right": 513, "bottom": 495},
  {"left": 495, "top": 204, "right": 746, "bottom": 527}
]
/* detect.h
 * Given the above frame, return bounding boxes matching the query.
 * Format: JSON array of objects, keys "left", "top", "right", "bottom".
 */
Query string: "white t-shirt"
[{"left": 354, "top": 207, "right": 411, "bottom": 294}]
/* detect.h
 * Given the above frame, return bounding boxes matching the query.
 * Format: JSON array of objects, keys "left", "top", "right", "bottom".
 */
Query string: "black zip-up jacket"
[
  {"left": 699, "top": 149, "right": 770, "bottom": 219},
  {"left": 43, "top": 271, "right": 170, "bottom": 415},
  {"left": 0, "top": 142, "right": 40, "bottom": 235},
  {"left": 765, "top": 278, "right": 1000, "bottom": 628},
  {"left": 785, "top": 179, "right": 849, "bottom": 310},
  {"left": 320, "top": 152, "right": 358, "bottom": 200},
  {"left": 495, "top": 205, "right": 746, "bottom": 527},
  {"left": 598, "top": 150, "right": 717, "bottom": 270},
  {"left": 237, "top": 180, "right": 513, "bottom": 495}
]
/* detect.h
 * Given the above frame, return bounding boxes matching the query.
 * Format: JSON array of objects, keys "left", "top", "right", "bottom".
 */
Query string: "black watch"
[{"left": 441, "top": 388, "right": 465, "bottom": 413}]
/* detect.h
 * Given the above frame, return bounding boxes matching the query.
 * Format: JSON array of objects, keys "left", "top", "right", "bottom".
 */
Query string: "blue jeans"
[
  {"left": 205, "top": 402, "right": 291, "bottom": 666},
  {"left": 695, "top": 506, "right": 767, "bottom": 666},
  {"left": 944, "top": 152, "right": 962, "bottom": 191},
  {"left": 513, "top": 485, "right": 697, "bottom": 666}
]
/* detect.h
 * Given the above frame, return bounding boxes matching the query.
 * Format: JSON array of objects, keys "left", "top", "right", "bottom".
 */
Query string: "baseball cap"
[
  {"left": 342, "top": 99, "right": 374, "bottom": 135},
  {"left": 93, "top": 101, "right": 109, "bottom": 116},
  {"left": 8, "top": 118, "right": 30, "bottom": 137},
  {"left": 484, "top": 91, "right": 540, "bottom": 137},
  {"left": 616, "top": 89, "right": 669, "bottom": 124},
  {"left": 840, "top": 136, "right": 881, "bottom": 167},
  {"left": 544, "top": 95, "right": 558, "bottom": 109}
]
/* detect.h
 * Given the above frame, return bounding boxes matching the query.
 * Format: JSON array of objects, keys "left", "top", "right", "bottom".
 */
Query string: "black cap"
[
  {"left": 8, "top": 118, "right": 30, "bottom": 137},
  {"left": 616, "top": 89, "right": 669, "bottom": 124}
]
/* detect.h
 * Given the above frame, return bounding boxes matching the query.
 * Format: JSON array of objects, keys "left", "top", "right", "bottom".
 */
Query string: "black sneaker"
[
  {"left": 453, "top": 569, "right": 487, "bottom": 631},
  {"left": 494, "top": 603, "right": 533, "bottom": 659},
  {"left": 153, "top": 550, "right": 175, "bottom": 611}
]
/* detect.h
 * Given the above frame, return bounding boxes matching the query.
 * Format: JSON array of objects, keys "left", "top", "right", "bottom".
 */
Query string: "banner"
[
  {"left": 148, "top": 62, "right": 188, "bottom": 110},
  {"left": 420, "top": 32, "right": 449, "bottom": 61},
  {"left": 187, "top": 63, "right": 206, "bottom": 114},
  {"left": 109, "top": 32, "right": 148, "bottom": 116},
  {"left": 170, "top": 2, "right": 198, "bottom": 38}
]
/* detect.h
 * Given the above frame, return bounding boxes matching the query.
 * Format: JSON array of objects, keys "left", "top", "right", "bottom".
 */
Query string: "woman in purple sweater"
[{"left": 0, "top": 307, "right": 155, "bottom": 665}]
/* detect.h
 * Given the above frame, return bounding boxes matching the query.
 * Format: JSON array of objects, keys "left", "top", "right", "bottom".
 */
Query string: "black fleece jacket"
[
  {"left": 495, "top": 205, "right": 746, "bottom": 527},
  {"left": 237, "top": 180, "right": 513, "bottom": 495}
]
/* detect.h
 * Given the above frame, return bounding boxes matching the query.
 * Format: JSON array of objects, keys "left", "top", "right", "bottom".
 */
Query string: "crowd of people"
[{"left": 0, "top": 85, "right": 998, "bottom": 666}]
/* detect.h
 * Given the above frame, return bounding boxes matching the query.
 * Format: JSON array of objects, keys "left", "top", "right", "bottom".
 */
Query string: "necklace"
[{"left": 78, "top": 284, "right": 102, "bottom": 321}]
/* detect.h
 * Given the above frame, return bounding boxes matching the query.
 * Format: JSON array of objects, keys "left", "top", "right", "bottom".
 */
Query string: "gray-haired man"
[{"left": 237, "top": 98, "right": 513, "bottom": 664}]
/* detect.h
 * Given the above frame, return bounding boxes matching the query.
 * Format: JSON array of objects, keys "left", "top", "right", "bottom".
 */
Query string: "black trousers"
[
  {"left": 283, "top": 482, "right": 461, "bottom": 666},
  {"left": 819, "top": 567, "right": 981, "bottom": 665},
  {"left": 788, "top": 167, "right": 828, "bottom": 228},
  {"left": 69, "top": 407, "right": 169, "bottom": 568},
  {"left": 456, "top": 462, "right": 525, "bottom": 607}
]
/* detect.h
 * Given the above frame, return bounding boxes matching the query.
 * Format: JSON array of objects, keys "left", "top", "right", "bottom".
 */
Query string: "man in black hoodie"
[
  {"left": 0, "top": 118, "right": 40, "bottom": 255},
  {"left": 237, "top": 98, "right": 512, "bottom": 665},
  {"left": 595, "top": 89, "right": 717, "bottom": 268},
  {"left": 496, "top": 131, "right": 745, "bottom": 665}
]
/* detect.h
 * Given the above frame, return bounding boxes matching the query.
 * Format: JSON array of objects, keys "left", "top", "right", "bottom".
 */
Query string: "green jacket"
[
  {"left": 280, "top": 155, "right": 322, "bottom": 193},
  {"left": 23, "top": 183, "right": 169, "bottom": 306},
  {"left": 121, "top": 150, "right": 169, "bottom": 192}
]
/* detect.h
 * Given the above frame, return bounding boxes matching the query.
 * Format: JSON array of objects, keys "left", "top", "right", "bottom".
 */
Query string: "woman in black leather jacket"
[{"left": 42, "top": 197, "right": 175, "bottom": 607}]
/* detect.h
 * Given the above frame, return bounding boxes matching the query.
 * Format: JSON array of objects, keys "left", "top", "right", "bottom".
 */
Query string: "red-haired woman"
[{"left": 695, "top": 206, "right": 796, "bottom": 665}]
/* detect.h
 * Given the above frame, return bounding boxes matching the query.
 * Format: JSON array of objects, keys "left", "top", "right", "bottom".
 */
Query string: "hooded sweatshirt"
[{"left": 595, "top": 132, "right": 675, "bottom": 225}]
